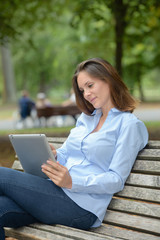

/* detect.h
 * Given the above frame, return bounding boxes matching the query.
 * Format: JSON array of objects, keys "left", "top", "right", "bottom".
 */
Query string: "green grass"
[{"left": 0, "top": 121, "right": 159, "bottom": 138}]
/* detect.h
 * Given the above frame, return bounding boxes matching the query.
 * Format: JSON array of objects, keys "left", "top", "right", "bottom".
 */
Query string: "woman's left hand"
[{"left": 41, "top": 160, "right": 72, "bottom": 189}]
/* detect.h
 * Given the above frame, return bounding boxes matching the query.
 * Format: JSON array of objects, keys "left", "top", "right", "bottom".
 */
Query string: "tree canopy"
[{"left": 0, "top": 0, "right": 160, "bottom": 102}]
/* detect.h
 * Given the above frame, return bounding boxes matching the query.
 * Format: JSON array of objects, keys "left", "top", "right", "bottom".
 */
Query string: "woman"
[{"left": 0, "top": 58, "right": 148, "bottom": 239}]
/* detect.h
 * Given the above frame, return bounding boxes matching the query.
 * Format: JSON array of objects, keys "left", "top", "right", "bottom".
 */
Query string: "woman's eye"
[{"left": 88, "top": 84, "right": 93, "bottom": 88}]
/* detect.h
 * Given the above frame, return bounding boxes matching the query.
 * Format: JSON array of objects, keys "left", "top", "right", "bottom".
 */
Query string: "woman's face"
[{"left": 77, "top": 71, "right": 114, "bottom": 112}]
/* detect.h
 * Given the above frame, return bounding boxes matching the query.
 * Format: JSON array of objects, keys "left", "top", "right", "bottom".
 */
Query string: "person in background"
[
  {"left": 61, "top": 88, "right": 77, "bottom": 126},
  {"left": 62, "top": 88, "right": 76, "bottom": 106},
  {"left": 0, "top": 58, "right": 148, "bottom": 239},
  {"left": 36, "top": 92, "right": 52, "bottom": 109},
  {"left": 35, "top": 92, "right": 53, "bottom": 127},
  {"left": 18, "top": 90, "right": 35, "bottom": 127}
]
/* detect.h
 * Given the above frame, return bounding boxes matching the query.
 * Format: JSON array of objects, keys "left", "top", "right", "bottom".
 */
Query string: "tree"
[
  {"left": 123, "top": 0, "right": 160, "bottom": 100},
  {"left": 1, "top": 0, "right": 160, "bottom": 102},
  {"left": 0, "top": 0, "right": 61, "bottom": 43},
  {"left": 1, "top": 40, "right": 16, "bottom": 102},
  {"left": 0, "top": 0, "right": 61, "bottom": 102}
]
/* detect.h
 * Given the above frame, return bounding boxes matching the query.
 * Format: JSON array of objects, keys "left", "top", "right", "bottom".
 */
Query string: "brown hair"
[{"left": 72, "top": 58, "right": 137, "bottom": 115}]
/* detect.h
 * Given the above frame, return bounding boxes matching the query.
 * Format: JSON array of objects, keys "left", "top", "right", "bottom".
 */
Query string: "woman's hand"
[
  {"left": 41, "top": 160, "right": 72, "bottom": 189},
  {"left": 49, "top": 143, "right": 57, "bottom": 158}
]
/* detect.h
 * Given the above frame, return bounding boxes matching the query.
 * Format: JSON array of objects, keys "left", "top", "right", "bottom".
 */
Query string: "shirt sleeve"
[
  {"left": 69, "top": 120, "right": 148, "bottom": 194},
  {"left": 56, "top": 141, "right": 68, "bottom": 166}
]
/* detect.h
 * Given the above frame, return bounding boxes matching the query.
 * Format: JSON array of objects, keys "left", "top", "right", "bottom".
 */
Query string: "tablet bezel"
[{"left": 9, "top": 134, "right": 56, "bottom": 178}]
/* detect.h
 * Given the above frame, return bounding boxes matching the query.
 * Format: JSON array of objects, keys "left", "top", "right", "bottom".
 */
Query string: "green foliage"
[
  {"left": 0, "top": 126, "right": 73, "bottom": 137},
  {"left": 10, "top": 1, "right": 115, "bottom": 96},
  {"left": 0, "top": 0, "right": 160, "bottom": 102},
  {"left": 0, "top": 0, "right": 62, "bottom": 43}
]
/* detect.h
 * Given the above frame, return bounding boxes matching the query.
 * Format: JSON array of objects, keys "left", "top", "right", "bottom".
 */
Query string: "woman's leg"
[
  {"left": 0, "top": 167, "right": 97, "bottom": 231},
  {"left": 0, "top": 196, "right": 37, "bottom": 240}
]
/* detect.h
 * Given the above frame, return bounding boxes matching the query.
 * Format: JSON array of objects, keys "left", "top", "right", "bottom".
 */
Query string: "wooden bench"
[
  {"left": 5, "top": 138, "right": 160, "bottom": 240},
  {"left": 36, "top": 105, "right": 81, "bottom": 125}
]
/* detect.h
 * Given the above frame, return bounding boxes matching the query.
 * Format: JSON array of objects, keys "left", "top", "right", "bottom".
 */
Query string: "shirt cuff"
[
  {"left": 56, "top": 151, "right": 66, "bottom": 166},
  {"left": 70, "top": 175, "right": 86, "bottom": 192}
]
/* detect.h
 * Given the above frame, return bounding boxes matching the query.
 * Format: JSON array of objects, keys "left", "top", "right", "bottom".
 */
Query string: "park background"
[{"left": 0, "top": 0, "right": 160, "bottom": 167}]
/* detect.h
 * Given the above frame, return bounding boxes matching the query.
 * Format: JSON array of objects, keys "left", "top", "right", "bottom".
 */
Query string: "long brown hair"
[{"left": 72, "top": 58, "right": 137, "bottom": 115}]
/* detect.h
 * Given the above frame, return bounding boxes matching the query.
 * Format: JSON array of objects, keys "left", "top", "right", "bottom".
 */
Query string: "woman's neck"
[{"left": 101, "top": 104, "right": 115, "bottom": 119}]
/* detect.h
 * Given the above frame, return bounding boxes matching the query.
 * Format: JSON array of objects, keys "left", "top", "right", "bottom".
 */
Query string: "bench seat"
[{"left": 5, "top": 138, "right": 160, "bottom": 240}]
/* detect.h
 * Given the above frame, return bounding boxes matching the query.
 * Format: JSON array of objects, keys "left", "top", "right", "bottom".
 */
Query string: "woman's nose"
[{"left": 84, "top": 89, "right": 91, "bottom": 99}]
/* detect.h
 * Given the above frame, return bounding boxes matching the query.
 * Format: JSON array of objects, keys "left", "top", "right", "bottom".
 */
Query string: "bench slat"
[
  {"left": 132, "top": 160, "right": 160, "bottom": 173},
  {"left": 108, "top": 198, "right": 160, "bottom": 218},
  {"left": 46, "top": 139, "right": 160, "bottom": 149},
  {"left": 46, "top": 139, "right": 160, "bottom": 148},
  {"left": 116, "top": 185, "right": 160, "bottom": 202},
  {"left": 5, "top": 224, "right": 121, "bottom": 240},
  {"left": 6, "top": 220, "right": 160, "bottom": 240},
  {"left": 47, "top": 139, "right": 160, "bottom": 162},
  {"left": 104, "top": 210, "right": 160, "bottom": 235},
  {"left": 30, "top": 223, "right": 121, "bottom": 240},
  {"left": 11, "top": 160, "right": 23, "bottom": 171},
  {"left": 12, "top": 160, "right": 160, "bottom": 175},
  {"left": 138, "top": 149, "right": 160, "bottom": 160},
  {"left": 47, "top": 137, "right": 67, "bottom": 143},
  {"left": 12, "top": 160, "right": 160, "bottom": 177},
  {"left": 146, "top": 140, "right": 160, "bottom": 149},
  {"left": 91, "top": 223, "right": 160, "bottom": 240},
  {"left": 11, "top": 162, "right": 160, "bottom": 190},
  {"left": 47, "top": 139, "right": 160, "bottom": 150},
  {"left": 126, "top": 173, "right": 160, "bottom": 188},
  {"left": 12, "top": 161, "right": 160, "bottom": 188},
  {"left": 5, "top": 226, "right": 75, "bottom": 240}
]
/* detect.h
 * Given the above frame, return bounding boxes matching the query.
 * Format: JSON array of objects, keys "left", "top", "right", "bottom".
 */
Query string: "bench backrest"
[
  {"left": 47, "top": 138, "right": 160, "bottom": 238},
  {"left": 37, "top": 105, "right": 81, "bottom": 118}
]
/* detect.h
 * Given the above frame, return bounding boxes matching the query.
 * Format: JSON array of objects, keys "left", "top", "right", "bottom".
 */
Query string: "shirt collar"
[
  {"left": 91, "top": 107, "right": 121, "bottom": 116},
  {"left": 110, "top": 108, "right": 121, "bottom": 113},
  {"left": 91, "top": 109, "right": 101, "bottom": 115}
]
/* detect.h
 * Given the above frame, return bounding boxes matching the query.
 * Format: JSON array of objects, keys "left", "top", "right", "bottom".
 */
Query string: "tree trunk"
[
  {"left": 137, "top": 77, "right": 145, "bottom": 102},
  {"left": 1, "top": 40, "right": 16, "bottom": 103},
  {"left": 112, "top": 0, "right": 127, "bottom": 77}
]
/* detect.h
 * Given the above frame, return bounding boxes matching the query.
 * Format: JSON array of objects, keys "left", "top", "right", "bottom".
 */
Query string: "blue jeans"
[{"left": 0, "top": 167, "right": 97, "bottom": 239}]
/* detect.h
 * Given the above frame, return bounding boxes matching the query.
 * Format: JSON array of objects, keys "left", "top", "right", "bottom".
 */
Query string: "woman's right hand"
[{"left": 49, "top": 143, "right": 57, "bottom": 159}]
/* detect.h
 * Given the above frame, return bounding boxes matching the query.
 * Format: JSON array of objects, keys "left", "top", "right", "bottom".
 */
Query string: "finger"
[
  {"left": 42, "top": 168, "right": 62, "bottom": 185},
  {"left": 49, "top": 143, "right": 56, "bottom": 152},
  {"left": 42, "top": 162, "right": 66, "bottom": 179},
  {"left": 41, "top": 167, "right": 60, "bottom": 181},
  {"left": 41, "top": 164, "right": 60, "bottom": 176},
  {"left": 48, "top": 160, "right": 66, "bottom": 170},
  {"left": 47, "top": 160, "right": 64, "bottom": 170},
  {"left": 41, "top": 167, "right": 59, "bottom": 179}
]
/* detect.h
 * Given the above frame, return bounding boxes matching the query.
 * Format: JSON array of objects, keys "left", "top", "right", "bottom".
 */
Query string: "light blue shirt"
[{"left": 57, "top": 108, "right": 148, "bottom": 227}]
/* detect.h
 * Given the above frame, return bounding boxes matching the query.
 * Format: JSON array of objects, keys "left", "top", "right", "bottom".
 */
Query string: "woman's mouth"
[{"left": 90, "top": 97, "right": 96, "bottom": 104}]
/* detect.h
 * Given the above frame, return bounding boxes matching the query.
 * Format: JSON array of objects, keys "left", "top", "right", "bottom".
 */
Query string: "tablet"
[{"left": 9, "top": 134, "right": 56, "bottom": 178}]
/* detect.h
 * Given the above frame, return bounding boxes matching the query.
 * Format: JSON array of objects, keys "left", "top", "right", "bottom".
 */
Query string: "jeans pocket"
[{"left": 70, "top": 212, "right": 97, "bottom": 230}]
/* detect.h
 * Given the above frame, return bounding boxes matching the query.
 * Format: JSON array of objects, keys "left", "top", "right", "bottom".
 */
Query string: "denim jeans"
[{"left": 0, "top": 167, "right": 97, "bottom": 240}]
